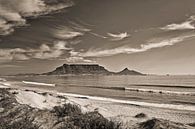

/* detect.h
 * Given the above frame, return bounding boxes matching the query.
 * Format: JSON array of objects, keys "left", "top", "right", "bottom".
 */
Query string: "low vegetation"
[
  {"left": 52, "top": 104, "right": 121, "bottom": 129},
  {"left": 1, "top": 88, "right": 192, "bottom": 129},
  {"left": 134, "top": 113, "right": 147, "bottom": 118},
  {"left": 0, "top": 88, "right": 121, "bottom": 129}
]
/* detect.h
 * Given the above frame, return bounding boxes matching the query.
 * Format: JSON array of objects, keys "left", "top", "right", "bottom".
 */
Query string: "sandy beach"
[{"left": 1, "top": 78, "right": 195, "bottom": 129}]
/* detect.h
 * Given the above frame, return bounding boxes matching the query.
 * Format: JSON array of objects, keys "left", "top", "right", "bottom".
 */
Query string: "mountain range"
[{"left": 45, "top": 64, "right": 144, "bottom": 75}]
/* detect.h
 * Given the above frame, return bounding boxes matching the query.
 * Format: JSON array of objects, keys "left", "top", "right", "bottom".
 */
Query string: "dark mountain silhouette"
[
  {"left": 45, "top": 64, "right": 111, "bottom": 75},
  {"left": 44, "top": 64, "right": 144, "bottom": 75},
  {"left": 116, "top": 68, "right": 144, "bottom": 75}
]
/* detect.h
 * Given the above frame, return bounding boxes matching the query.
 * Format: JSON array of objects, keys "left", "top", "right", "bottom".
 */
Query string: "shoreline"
[
  {"left": 1, "top": 80, "right": 195, "bottom": 112},
  {"left": 0, "top": 78, "right": 195, "bottom": 128}
]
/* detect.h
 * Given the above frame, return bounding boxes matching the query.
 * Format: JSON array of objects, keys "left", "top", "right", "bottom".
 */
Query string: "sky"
[{"left": 0, "top": 0, "right": 195, "bottom": 75}]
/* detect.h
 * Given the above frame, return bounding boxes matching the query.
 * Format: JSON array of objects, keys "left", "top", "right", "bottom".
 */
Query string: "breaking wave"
[
  {"left": 66, "top": 85, "right": 195, "bottom": 96},
  {"left": 22, "top": 81, "right": 56, "bottom": 87},
  {"left": 125, "top": 87, "right": 195, "bottom": 96},
  {"left": 130, "top": 84, "right": 195, "bottom": 89},
  {"left": 0, "top": 78, "right": 11, "bottom": 88},
  {"left": 0, "top": 78, "right": 6, "bottom": 82},
  {"left": 57, "top": 92, "right": 195, "bottom": 111}
]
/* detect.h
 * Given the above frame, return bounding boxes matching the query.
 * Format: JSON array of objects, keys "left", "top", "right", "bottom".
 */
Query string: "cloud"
[
  {"left": 69, "top": 20, "right": 108, "bottom": 40},
  {"left": 55, "top": 29, "right": 83, "bottom": 40},
  {"left": 161, "top": 22, "right": 195, "bottom": 30},
  {"left": 68, "top": 21, "right": 91, "bottom": 32},
  {"left": 161, "top": 16, "right": 195, "bottom": 30},
  {"left": 0, "top": 41, "right": 72, "bottom": 62},
  {"left": 65, "top": 56, "right": 95, "bottom": 63},
  {"left": 90, "top": 32, "right": 108, "bottom": 39},
  {"left": 107, "top": 32, "right": 130, "bottom": 41},
  {"left": 73, "top": 34, "right": 195, "bottom": 58},
  {"left": 53, "top": 21, "right": 89, "bottom": 40},
  {"left": 65, "top": 50, "right": 95, "bottom": 63},
  {"left": 33, "top": 41, "right": 72, "bottom": 59},
  {"left": 0, "top": 0, "right": 74, "bottom": 35},
  {"left": 68, "top": 20, "right": 130, "bottom": 41},
  {"left": 89, "top": 32, "right": 130, "bottom": 41}
]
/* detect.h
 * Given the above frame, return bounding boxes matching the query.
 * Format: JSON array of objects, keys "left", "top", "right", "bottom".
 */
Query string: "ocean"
[{"left": 2, "top": 75, "right": 195, "bottom": 110}]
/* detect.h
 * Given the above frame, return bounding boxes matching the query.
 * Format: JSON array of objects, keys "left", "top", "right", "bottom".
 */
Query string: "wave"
[
  {"left": 71, "top": 85, "right": 126, "bottom": 91},
  {"left": 0, "top": 78, "right": 11, "bottom": 88},
  {"left": 170, "top": 101, "right": 195, "bottom": 106},
  {"left": 125, "top": 87, "right": 195, "bottom": 96},
  {"left": 66, "top": 85, "right": 195, "bottom": 96},
  {"left": 22, "top": 81, "right": 56, "bottom": 87},
  {"left": 131, "top": 84, "right": 195, "bottom": 89},
  {"left": 0, "top": 78, "right": 7, "bottom": 82},
  {"left": 57, "top": 92, "right": 195, "bottom": 111}
]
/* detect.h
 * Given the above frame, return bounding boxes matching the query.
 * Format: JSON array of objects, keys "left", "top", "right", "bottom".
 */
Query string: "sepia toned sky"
[{"left": 0, "top": 0, "right": 195, "bottom": 75}]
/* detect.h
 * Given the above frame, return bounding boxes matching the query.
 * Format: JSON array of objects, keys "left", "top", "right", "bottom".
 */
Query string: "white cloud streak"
[
  {"left": 161, "top": 16, "right": 195, "bottom": 30},
  {"left": 69, "top": 21, "right": 91, "bottom": 32},
  {"left": 72, "top": 34, "right": 195, "bottom": 58},
  {"left": 55, "top": 30, "right": 83, "bottom": 40},
  {"left": 69, "top": 20, "right": 130, "bottom": 41},
  {"left": 89, "top": 32, "right": 108, "bottom": 39},
  {"left": 66, "top": 56, "right": 95, "bottom": 63},
  {"left": 89, "top": 32, "right": 130, "bottom": 41},
  {"left": 0, "top": 0, "right": 74, "bottom": 35},
  {"left": 0, "top": 41, "right": 71, "bottom": 62},
  {"left": 107, "top": 32, "right": 130, "bottom": 41}
]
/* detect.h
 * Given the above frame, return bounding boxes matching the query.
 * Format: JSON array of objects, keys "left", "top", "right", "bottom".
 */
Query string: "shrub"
[
  {"left": 52, "top": 103, "right": 82, "bottom": 117},
  {"left": 70, "top": 111, "right": 121, "bottom": 129},
  {"left": 0, "top": 116, "right": 38, "bottom": 129},
  {"left": 135, "top": 113, "right": 147, "bottom": 118},
  {"left": 52, "top": 104, "right": 121, "bottom": 129}
]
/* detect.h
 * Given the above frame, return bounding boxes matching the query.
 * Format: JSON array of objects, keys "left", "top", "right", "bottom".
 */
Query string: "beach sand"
[{"left": 0, "top": 79, "right": 195, "bottom": 128}]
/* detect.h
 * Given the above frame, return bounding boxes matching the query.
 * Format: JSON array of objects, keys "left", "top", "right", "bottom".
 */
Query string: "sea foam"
[
  {"left": 125, "top": 87, "right": 195, "bottom": 96},
  {"left": 22, "top": 81, "right": 56, "bottom": 87},
  {"left": 57, "top": 92, "right": 195, "bottom": 111}
]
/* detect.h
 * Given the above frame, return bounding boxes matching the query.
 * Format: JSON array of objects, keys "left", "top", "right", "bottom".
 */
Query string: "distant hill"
[
  {"left": 44, "top": 64, "right": 144, "bottom": 75},
  {"left": 45, "top": 64, "right": 111, "bottom": 75},
  {"left": 115, "top": 68, "right": 144, "bottom": 75}
]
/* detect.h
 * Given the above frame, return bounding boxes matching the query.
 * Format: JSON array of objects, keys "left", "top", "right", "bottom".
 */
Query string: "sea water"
[{"left": 3, "top": 75, "right": 195, "bottom": 110}]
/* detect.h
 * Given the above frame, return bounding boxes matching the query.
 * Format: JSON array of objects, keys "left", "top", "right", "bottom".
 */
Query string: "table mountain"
[
  {"left": 45, "top": 64, "right": 111, "bottom": 75},
  {"left": 44, "top": 64, "right": 144, "bottom": 75}
]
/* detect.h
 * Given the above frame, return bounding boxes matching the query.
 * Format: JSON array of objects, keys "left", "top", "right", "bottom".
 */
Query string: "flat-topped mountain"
[
  {"left": 45, "top": 64, "right": 144, "bottom": 75},
  {"left": 116, "top": 68, "right": 144, "bottom": 75},
  {"left": 45, "top": 64, "right": 111, "bottom": 75}
]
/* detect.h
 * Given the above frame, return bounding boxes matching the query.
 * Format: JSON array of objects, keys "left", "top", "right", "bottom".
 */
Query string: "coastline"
[{"left": 1, "top": 80, "right": 195, "bottom": 129}]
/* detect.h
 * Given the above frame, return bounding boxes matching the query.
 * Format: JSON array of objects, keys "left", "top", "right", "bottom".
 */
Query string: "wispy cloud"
[
  {"left": 54, "top": 29, "right": 83, "bottom": 40},
  {"left": 73, "top": 34, "right": 195, "bottom": 58},
  {"left": 53, "top": 20, "right": 93, "bottom": 40},
  {"left": 0, "top": 41, "right": 72, "bottom": 62},
  {"left": 161, "top": 16, "right": 195, "bottom": 30},
  {"left": 107, "top": 32, "right": 130, "bottom": 41},
  {"left": 89, "top": 32, "right": 130, "bottom": 41},
  {"left": 68, "top": 21, "right": 91, "bottom": 32},
  {"left": 89, "top": 32, "right": 108, "bottom": 39},
  {"left": 69, "top": 20, "right": 110, "bottom": 40},
  {"left": 65, "top": 56, "right": 95, "bottom": 63},
  {"left": 75, "top": 18, "right": 95, "bottom": 27},
  {"left": 33, "top": 41, "right": 72, "bottom": 59},
  {"left": 0, "top": 0, "right": 74, "bottom": 36},
  {"left": 68, "top": 20, "right": 130, "bottom": 41}
]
